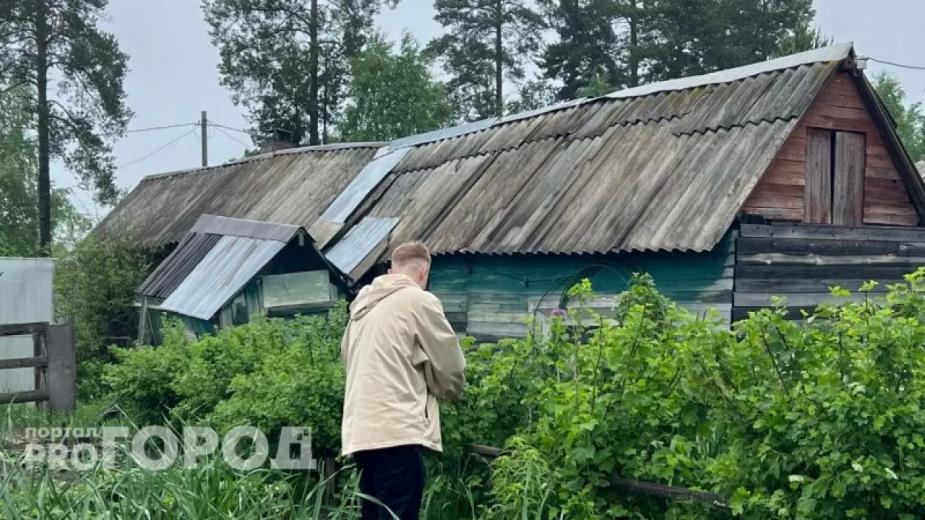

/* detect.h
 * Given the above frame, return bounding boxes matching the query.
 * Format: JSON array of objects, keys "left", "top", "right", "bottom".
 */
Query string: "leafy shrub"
[
  {"left": 459, "top": 270, "right": 925, "bottom": 518},
  {"left": 104, "top": 323, "right": 187, "bottom": 424},
  {"left": 98, "top": 270, "right": 925, "bottom": 518},
  {"left": 103, "top": 304, "right": 349, "bottom": 456},
  {"left": 170, "top": 315, "right": 293, "bottom": 420},
  {"left": 210, "top": 309, "right": 348, "bottom": 457},
  {"left": 55, "top": 237, "right": 152, "bottom": 399}
]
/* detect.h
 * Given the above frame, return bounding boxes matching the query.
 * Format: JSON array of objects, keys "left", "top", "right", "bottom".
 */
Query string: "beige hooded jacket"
[{"left": 340, "top": 273, "right": 466, "bottom": 455}]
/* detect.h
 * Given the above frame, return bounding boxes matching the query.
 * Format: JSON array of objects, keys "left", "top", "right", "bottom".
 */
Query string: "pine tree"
[
  {"left": 542, "top": 0, "right": 816, "bottom": 100},
  {"left": 541, "top": 0, "right": 654, "bottom": 99},
  {"left": 0, "top": 0, "right": 130, "bottom": 253},
  {"left": 427, "top": 0, "right": 544, "bottom": 120},
  {"left": 644, "top": 0, "right": 816, "bottom": 81},
  {"left": 203, "top": 0, "right": 391, "bottom": 145}
]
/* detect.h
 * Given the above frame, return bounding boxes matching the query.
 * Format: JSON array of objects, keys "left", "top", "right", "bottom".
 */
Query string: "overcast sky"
[{"left": 57, "top": 0, "right": 925, "bottom": 217}]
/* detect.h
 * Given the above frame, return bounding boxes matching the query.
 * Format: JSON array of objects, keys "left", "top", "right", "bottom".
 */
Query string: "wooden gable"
[{"left": 742, "top": 71, "right": 920, "bottom": 226}]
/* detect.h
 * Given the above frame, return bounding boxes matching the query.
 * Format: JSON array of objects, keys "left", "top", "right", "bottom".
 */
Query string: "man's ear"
[{"left": 387, "top": 268, "right": 392, "bottom": 274}]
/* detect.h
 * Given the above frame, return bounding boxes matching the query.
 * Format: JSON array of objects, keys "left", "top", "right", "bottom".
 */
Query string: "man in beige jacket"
[{"left": 341, "top": 241, "right": 466, "bottom": 520}]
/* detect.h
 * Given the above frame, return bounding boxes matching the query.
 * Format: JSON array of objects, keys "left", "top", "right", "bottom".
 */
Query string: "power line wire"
[
  {"left": 103, "top": 121, "right": 199, "bottom": 136},
  {"left": 118, "top": 128, "right": 198, "bottom": 169},
  {"left": 208, "top": 122, "right": 251, "bottom": 135},
  {"left": 862, "top": 56, "right": 925, "bottom": 71},
  {"left": 215, "top": 126, "right": 251, "bottom": 148}
]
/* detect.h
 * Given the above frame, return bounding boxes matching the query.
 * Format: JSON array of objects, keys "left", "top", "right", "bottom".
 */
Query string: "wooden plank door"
[
  {"left": 804, "top": 128, "right": 833, "bottom": 224},
  {"left": 832, "top": 131, "right": 866, "bottom": 226}
]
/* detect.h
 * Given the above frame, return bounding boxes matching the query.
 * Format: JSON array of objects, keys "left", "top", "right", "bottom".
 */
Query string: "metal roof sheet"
[
  {"left": 325, "top": 217, "right": 400, "bottom": 276},
  {"left": 189, "top": 214, "right": 300, "bottom": 241},
  {"left": 160, "top": 235, "right": 287, "bottom": 320},
  {"left": 137, "top": 232, "right": 222, "bottom": 300},
  {"left": 319, "top": 147, "right": 410, "bottom": 224},
  {"left": 605, "top": 43, "right": 853, "bottom": 99}
]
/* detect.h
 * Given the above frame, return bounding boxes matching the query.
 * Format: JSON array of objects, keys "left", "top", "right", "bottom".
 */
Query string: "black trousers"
[{"left": 353, "top": 444, "right": 425, "bottom": 520}]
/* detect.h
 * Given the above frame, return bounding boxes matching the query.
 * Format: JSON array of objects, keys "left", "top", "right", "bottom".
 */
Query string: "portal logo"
[{"left": 21, "top": 426, "right": 317, "bottom": 471}]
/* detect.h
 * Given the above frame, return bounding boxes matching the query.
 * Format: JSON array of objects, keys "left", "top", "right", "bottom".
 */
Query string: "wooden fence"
[{"left": 0, "top": 321, "right": 76, "bottom": 412}]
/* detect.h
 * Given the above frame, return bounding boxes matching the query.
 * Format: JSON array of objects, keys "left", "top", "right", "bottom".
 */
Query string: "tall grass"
[{"left": 0, "top": 450, "right": 366, "bottom": 519}]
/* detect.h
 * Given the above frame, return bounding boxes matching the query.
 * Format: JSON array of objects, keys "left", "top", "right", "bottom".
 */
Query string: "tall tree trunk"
[
  {"left": 629, "top": 11, "right": 638, "bottom": 87},
  {"left": 308, "top": 0, "right": 320, "bottom": 145},
  {"left": 493, "top": 0, "right": 503, "bottom": 117},
  {"left": 35, "top": 0, "right": 51, "bottom": 255}
]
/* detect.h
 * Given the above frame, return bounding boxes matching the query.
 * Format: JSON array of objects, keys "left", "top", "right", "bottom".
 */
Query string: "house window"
[{"left": 804, "top": 128, "right": 866, "bottom": 225}]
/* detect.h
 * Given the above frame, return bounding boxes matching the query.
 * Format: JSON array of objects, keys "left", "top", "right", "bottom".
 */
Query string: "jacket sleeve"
[
  {"left": 340, "top": 323, "right": 351, "bottom": 362},
  {"left": 414, "top": 293, "right": 466, "bottom": 402}
]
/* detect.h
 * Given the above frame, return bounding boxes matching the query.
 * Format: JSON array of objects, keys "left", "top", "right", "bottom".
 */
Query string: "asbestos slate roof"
[
  {"left": 95, "top": 143, "right": 382, "bottom": 249},
  {"left": 336, "top": 46, "right": 845, "bottom": 259},
  {"left": 102, "top": 44, "right": 913, "bottom": 283}
]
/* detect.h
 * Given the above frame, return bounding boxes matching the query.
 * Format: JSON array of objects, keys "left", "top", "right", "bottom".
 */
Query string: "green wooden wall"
[{"left": 429, "top": 231, "right": 736, "bottom": 340}]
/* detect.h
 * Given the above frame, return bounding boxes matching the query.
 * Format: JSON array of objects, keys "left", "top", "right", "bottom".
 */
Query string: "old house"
[
  {"left": 135, "top": 214, "right": 347, "bottom": 342},
  {"left": 96, "top": 43, "right": 925, "bottom": 340}
]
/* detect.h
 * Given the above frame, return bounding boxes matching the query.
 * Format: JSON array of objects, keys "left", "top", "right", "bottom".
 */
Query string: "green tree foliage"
[
  {"left": 0, "top": 0, "right": 130, "bottom": 252},
  {"left": 504, "top": 78, "right": 559, "bottom": 114},
  {"left": 338, "top": 34, "right": 455, "bottom": 142},
  {"left": 427, "top": 0, "right": 544, "bottom": 119},
  {"left": 0, "top": 87, "right": 92, "bottom": 256},
  {"left": 542, "top": 0, "right": 817, "bottom": 100},
  {"left": 541, "top": 0, "right": 649, "bottom": 99},
  {"left": 874, "top": 73, "right": 925, "bottom": 164},
  {"left": 55, "top": 238, "right": 151, "bottom": 399},
  {"left": 203, "top": 0, "right": 392, "bottom": 145}
]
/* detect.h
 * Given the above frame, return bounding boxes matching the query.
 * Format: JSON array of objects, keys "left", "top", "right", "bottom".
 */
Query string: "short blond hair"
[{"left": 391, "top": 241, "right": 431, "bottom": 268}]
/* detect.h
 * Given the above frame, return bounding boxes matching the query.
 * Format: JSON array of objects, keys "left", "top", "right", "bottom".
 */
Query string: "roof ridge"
[
  {"left": 367, "top": 43, "right": 854, "bottom": 153},
  {"left": 605, "top": 43, "right": 853, "bottom": 100},
  {"left": 141, "top": 141, "right": 386, "bottom": 182}
]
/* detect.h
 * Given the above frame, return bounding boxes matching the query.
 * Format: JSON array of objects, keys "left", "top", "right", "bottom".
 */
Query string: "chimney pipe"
[{"left": 259, "top": 128, "right": 297, "bottom": 154}]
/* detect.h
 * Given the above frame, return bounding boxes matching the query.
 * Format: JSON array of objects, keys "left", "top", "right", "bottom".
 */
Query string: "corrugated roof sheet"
[
  {"left": 137, "top": 215, "right": 305, "bottom": 308},
  {"left": 344, "top": 56, "right": 838, "bottom": 262},
  {"left": 95, "top": 144, "right": 380, "bottom": 249},
  {"left": 325, "top": 217, "right": 400, "bottom": 276},
  {"left": 137, "top": 232, "right": 222, "bottom": 300},
  {"left": 103, "top": 44, "right": 898, "bottom": 283},
  {"left": 320, "top": 148, "right": 410, "bottom": 225},
  {"left": 160, "top": 235, "right": 287, "bottom": 320}
]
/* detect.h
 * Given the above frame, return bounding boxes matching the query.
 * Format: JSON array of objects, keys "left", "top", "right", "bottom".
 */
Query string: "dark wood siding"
[
  {"left": 429, "top": 232, "right": 736, "bottom": 340},
  {"left": 733, "top": 223, "right": 925, "bottom": 320},
  {"left": 744, "top": 72, "right": 919, "bottom": 226}
]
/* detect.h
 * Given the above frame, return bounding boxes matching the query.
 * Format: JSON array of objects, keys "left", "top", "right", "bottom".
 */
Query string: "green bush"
[
  {"left": 210, "top": 310, "right": 348, "bottom": 458},
  {"left": 55, "top": 237, "right": 152, "bottom": 399},
  {"left": 103, "top": 304, "right": 349, "bottom": 456},
  {"left": 460, "top": 270, "right": 925, "bottom": 518},
  {"left": 96, "top": 270, "right": 925, "bottom": 518},
  {"left": 104, "top": 323, "right": 187, "bottom": 424}
]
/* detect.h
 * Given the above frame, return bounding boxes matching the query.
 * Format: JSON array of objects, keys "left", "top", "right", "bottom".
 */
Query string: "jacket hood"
[{"left": 349, "top": 273, "right": 419, "bottom": 321}]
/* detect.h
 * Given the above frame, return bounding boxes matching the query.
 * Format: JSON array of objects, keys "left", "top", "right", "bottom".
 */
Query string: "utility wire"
[
  {"left": 215, "top": 126, "right": 251, "bottom": 148},
  {"left": 208, "top": 122, "right": 251, "bottom": 135},
  {"left": 118, "top": 128, "right": 197, "bottom": 169},
  {"left": 862, "top": 56, "right": 925, "bottom": 71},
  {"left": 103, "top": 121, "right": 199, "bottom": 136}
]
